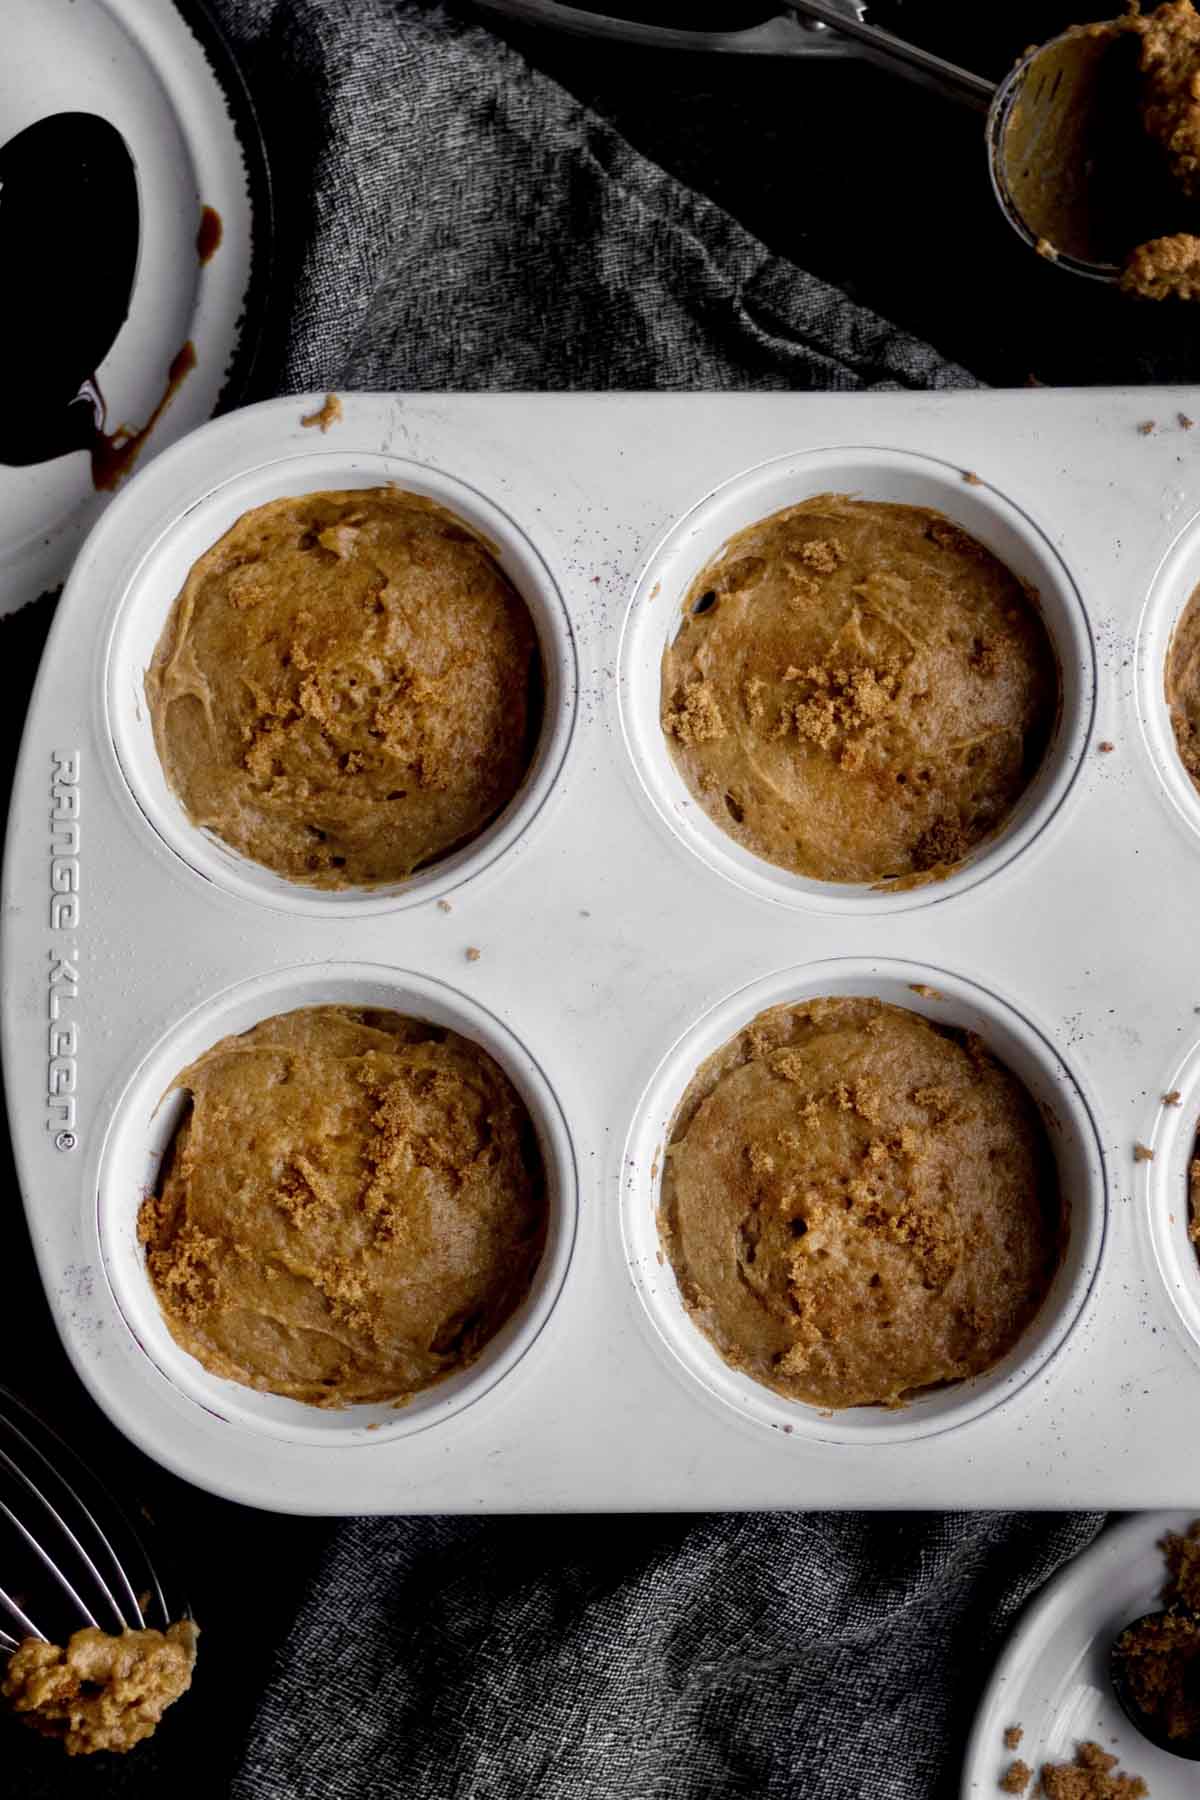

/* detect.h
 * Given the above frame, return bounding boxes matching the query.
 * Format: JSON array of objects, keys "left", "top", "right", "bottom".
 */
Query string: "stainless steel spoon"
[{"left": 1110, "top": 1606, "right": 1200, "bottom": 1762}]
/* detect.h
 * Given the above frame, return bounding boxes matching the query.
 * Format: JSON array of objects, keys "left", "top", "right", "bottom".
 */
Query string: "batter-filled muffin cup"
[
  {"left": 144, "top": 487, "right": 543, "bottom": 890},
  {"left": 136, "top": 1004, "right": 549, "bottom": 1407},
  {"left": 660, "top": 496, "right": 1059, "bottom": 886},
  {"left": 658, "top": 996, "right": 1065, "bottom": 1411}
]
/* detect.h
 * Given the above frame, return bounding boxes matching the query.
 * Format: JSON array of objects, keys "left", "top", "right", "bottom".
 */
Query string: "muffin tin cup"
[
  {"left": 622, "top": 958, "right": 1107, "bottom": 1446},
  {"left": 1142, "top": 1036, "right": 1200, "bottom": 1373},
  {"left": 95, "top": 964, "right": 579, "bottom": 1447},
  {"left": 104, "top": 449, "right": 578, "bottom": 916},
  {"left": 1137, "top": 505, "right": 1200, "bottom": 846},
  {"left": 618, "top": 446, "right": 1095, "bottom": 914}
]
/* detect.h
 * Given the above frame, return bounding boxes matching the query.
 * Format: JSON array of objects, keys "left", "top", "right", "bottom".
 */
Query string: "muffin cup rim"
[
  {"left": 94, "top": 961, "right": 580, "bottom": 1448},
  {"left": 102, "top": 449, "right": 579, "bottom": 918},
  {"left": 620, "top": 954, "right": 1108, "bottom": 1447},
  {"left": 617, "top": 443, "right": 1096, "bottom": 916}
]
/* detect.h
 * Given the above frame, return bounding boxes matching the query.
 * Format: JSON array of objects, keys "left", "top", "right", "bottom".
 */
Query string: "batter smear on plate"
[
  {"left": 146, "top": 488, "right": 541, "bottom": 888},
  {"left": 137, "top": 1005, "right": 548, "bottom": 1405},
  {"left": 660, "top": 496, "right": 1058, "bottom": 885},
  {"left": 658, "top": 997, "right": 1063, "bottom": 1410}
]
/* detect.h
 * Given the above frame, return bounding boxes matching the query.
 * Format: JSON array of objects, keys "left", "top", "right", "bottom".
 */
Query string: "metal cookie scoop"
[
  {"left": 0, "top": 1385, "right": 181, "bottom": 1657},
  {"left": 474, "top": 0, "right": 1158, "bottom": 283},
  {"left": 1110, "top": 1606, "right": 1200, "bottom": 1761}
]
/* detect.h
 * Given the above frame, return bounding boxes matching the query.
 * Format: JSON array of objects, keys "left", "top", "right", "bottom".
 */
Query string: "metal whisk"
[{"left": 0, "top": 1385, "right": 178, "bottom": 1656}]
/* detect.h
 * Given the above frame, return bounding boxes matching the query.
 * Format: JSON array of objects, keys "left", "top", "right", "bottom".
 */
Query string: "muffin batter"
[
  {"left": 660, "top": 497, "right": 1058, "bottom": 885},
  {"left": 137, "top": 1006, "right": 548, "bottom": 1405},
  {"left": 1166, "top": 579, "right": 1200, "bottom": 788},
  {"left": 2, "top": 1621, "right": 197, "bottom": 1755},
  {"left": 658, "top": 997, "right": 1062, "bottom": 1410},
  {"left": 146, "top": 488, "right": 541, "bottom": 888}
]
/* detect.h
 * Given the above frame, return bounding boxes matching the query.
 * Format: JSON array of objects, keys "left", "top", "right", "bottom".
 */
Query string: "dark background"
[{"left": 3, "top": 2, "right": 1194, "bottom": 1793}]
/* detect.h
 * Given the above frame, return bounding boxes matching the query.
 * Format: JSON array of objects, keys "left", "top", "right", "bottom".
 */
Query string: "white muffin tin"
[{"left": 7, "top": 388, "right": 1200, "bottom": 1514}]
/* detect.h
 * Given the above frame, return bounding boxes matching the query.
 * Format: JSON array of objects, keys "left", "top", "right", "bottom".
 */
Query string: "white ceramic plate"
[
  {"left": 964, "top": 1512, "right": 1200, "bottom": 1800},
  {"left": 0, "top": 0, "right": 267, "bottom": 618}
]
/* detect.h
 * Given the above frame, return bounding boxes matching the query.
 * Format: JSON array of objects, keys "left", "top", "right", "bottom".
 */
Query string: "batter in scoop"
[
  {"left": 2, "top": 1622, "right": 197, "bottom": 1755},
  {"left": 137, "top": 1006, "right": 548, "bottom": 1406},
  {"left": 659, "top": 997, "right": 1063, "bottom": 1410},
  {"left": 660, "top": 496, "right": 1058, "bottom": 884},
  {"left": 146, "top": 488, "right": 541, "bottom": 888}
]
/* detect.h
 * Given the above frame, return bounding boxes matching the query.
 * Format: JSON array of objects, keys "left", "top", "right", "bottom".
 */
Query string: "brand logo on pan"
[{"left": 48, "top": 750, "right": 80, "bottom": 1151}]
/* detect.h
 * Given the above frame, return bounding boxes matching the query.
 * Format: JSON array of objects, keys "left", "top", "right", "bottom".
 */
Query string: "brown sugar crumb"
[
  {"left": 1116, "top": 1607, "right": 1200, "bottom": 1742},
  {"left": 300, "top": 393, "right": 343, "bottom": 433},
  {"left": 465, "top": 946, "right": 481, "bottom": 962},
  {"left": 1138, "top": 421, "right": 1158, "bottom": 436},
  {"left": 1162, "top": 1516, "right": 1200, "bottom": 1609},
  {"left": 1164, "top": 1090, "right": 1183, "bottom": 1106},
  {"left": 437, "top": 898, "right": 452, "bottom": 913},
  {"left": 1181, "top": 414, "right": 1196, "bottom": 430},
  {"left": 909, "top": 983, "right": 944, "bottom": 1000},
  {"left": 1111, "top": 1516, "right": 1200, "bottom": 1745},
  {"left": 663, "top": 679, "right": 726, "bottom": 747},
  {"left": 1000, "top": 1761, "right": 1031, "bottom": 1794},
  {"left": 780, "top": 661, "right": 902, "bottom": 752},
  {"left": 1004, "top": 1727, "right": 1024, "bottom": 1751},
  {"left": 1036, "top": 237, "right": 1060, "bottom": 262},
  {"left": 963, "top": 470, "right": 983, "bottom": 486},
  {"left": 1134, "top": 1142, "right": 1155, "bottom": 1162},
  {"left": 1038, "top": 1742, "right": 1147, "bottom": 1800},
  {"left": 798, "top": 537, "right": 845, "bottom": 575},
  {"left": 1098, "top": 741, "right": 1115, "bottom": 753}
]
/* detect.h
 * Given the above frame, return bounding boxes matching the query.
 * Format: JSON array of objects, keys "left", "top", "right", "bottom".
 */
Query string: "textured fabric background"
[
  {"left": 1, "top": 2, "right": 1115, "bottom": 1795},
  {"left": 231, "top": 1511, "right": 1106, "bottom": 1800}
]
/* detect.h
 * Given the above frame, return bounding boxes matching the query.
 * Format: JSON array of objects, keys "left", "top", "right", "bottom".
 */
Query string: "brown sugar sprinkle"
[
  {"left": 1038, "top": 1741, "right": 1147, "bottom": 1799},
  {"left": 1098, "top": 741, "right": 1115, "bottom": 753},
  {"left": 1163, "top": 1516, "right": 1200, "bottom": 1610},
  {"left": 1138, "top": 421, "right": 1157, "bottom": 436},
  {"left": 1134, "top": 1142, "right": 1155, "bottom": 1162},
  {"left": 1038, "top": 1742, "right": 1148, "bottom": 1799},
  {"left": 663, "top": 678, "right": 726, "bottom": 747},
  {"left": 1181, "top": 414, "right": 1195, "bottom": 430},
  {"left": 798, "top": 537, "right": 845, "bottom": 575},
  {"left": 999, "top": 1762, "right": 1031, "bottom": 1794},
  {"left": 300, "top": 393, "right": 342, "bottom": 433},
  {"left": 909, "top": 984, "right": 944, "bottom": 1001},
  {"left": 1164, "top": 1090, "right": 1183, "bottom": 1106},
  {"left": 962, "top": 470, "right": 983, "bottom": 486},
  {"left": 1004, "top": 1727, "right": 1024, "bottom": 1751},
  {"left": 437, "top": 899, "right": 453, "bottom": 913},
  {"left": 465, "top": 947, "right": 482, "bottom": 962}
]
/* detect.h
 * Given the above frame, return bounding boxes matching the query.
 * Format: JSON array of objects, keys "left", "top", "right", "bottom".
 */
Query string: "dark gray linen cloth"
[{"left": 0, "top": 1, "right": 1109, "bottom": 1794}]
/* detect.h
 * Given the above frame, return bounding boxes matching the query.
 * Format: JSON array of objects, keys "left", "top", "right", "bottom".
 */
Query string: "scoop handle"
[{"left": 786, "top": 1, "right": 995, "bottom": 109}]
